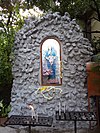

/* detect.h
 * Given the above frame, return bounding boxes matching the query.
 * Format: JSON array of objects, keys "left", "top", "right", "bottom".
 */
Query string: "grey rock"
[{"left": 10, "top": 12, "right": 93, "bottom": 130}]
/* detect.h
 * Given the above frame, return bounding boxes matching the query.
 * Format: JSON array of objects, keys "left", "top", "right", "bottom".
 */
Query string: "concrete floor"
[{"left": 0, "top": 126, "right": 100, "bottom": 133}]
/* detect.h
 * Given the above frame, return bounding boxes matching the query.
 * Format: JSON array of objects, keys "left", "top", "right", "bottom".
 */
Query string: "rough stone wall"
[{"left": 10, "top": 12, "right": 93, "bottom": 129}]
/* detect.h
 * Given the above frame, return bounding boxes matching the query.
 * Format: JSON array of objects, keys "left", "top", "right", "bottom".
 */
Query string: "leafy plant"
[
  {"left": 91, "top": 36, "right": 100, "bottom": 72},
  {"left": 92, "top": 37, "right": 100, "bottom": 54},
  {"left": 91, "top": 54, "right": 100, "bottom": 72},
  {"left": 0, "top": 100, "right": 11, "bottom": 117},
  {"left": 0, "top": 1, "right": 24, "bottom": 101}
]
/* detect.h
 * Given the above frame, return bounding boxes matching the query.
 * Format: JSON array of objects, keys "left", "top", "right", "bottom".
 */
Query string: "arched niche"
[{"left": 40, "top": 37, "right": 62, "bottom": 86}]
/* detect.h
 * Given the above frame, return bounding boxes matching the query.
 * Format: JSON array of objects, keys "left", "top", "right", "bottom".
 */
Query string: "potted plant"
[{"left": 0, "top": 100, "right": 11, "bottom": 126}]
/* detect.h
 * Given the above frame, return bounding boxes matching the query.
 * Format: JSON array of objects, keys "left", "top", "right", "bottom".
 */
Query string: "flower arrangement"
[{"left": 35, "top": 86, "right": 62, "bottom": 100}]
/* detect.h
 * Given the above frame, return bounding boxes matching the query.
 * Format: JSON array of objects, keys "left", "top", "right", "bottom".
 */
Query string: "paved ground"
[
  {"left": 0, "top": 126, "right": 100, "bottom": 133},
  {"left": 0, "top": 126, "right": 26, "bottom": 133}
]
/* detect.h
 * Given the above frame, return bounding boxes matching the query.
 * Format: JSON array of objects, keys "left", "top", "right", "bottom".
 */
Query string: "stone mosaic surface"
[{"left": 10, "top": 12, "right": 93, "bottom": 129}]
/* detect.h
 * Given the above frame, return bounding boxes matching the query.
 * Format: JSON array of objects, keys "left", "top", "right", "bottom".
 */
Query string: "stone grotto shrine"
[{"left": 10, "top": 12, "right": 93, "bottom": 130}]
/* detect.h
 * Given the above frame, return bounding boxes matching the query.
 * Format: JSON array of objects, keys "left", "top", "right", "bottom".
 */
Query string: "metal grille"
[
  {"left": 55, "top": 111, "right": 97, "bottom": 121},
  {"left": 5, "top": 115, "right": 53, "bottom": 127},
  {"left": 55, "top": 111, "right": 97, "bottom": 133}
]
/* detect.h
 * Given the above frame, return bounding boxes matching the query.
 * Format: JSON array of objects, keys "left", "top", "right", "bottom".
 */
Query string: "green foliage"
[
  {"left": 0, "top": 1, "right": 24, "bottom": 93},
  {"left": 92, "top": 37, "right": 100, "bottom": 54},
  {"left": 91, "top": 37, "right": 100, "bottom": 72},
  {"left": 25, "top": 0, "right": 100, "bottom": 20},
  {"left": 0, "top": 29, "right": 14, "bottom": 87},
  {"left": 0, "top": 100, "right": 11, "bottom": 117}
]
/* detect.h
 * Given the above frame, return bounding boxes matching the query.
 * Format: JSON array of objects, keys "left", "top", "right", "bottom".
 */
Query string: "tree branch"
[
  {"left": 82, "top": 30, "right": 100, "bottom": 34},
  {"left": 92, "top": 0, "right": 100, "bottom": 21},
  {"left": 6, "top": 11, "right": 12, "bottom": 27},
  {"left": 89, "top": 16, "right": 99, "bottom": 21}
]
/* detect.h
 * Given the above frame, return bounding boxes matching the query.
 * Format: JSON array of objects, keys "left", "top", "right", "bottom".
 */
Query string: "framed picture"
[{"left": 40, "top": 37, "right": 62, "bottom": 86}]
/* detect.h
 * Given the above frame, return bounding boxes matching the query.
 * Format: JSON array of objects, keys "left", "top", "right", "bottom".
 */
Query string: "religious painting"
[{"left": 41, "top": 37, "right": 62, "bottom": 86}]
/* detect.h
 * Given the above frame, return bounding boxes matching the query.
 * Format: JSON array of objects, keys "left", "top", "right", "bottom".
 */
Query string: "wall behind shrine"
[{"left": 10, "top": 12, "right": 93, "bottom": 129}]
